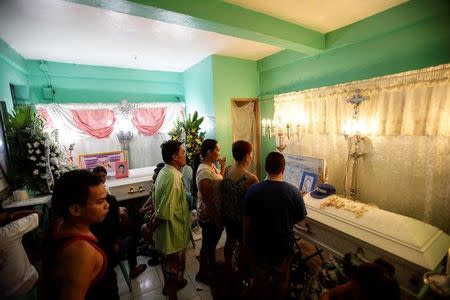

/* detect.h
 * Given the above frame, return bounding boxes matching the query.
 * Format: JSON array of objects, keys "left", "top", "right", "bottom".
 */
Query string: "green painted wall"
[
  {"left": 183, "top": 56, "right": 215, "bottom": 137},
  {"left": 257, "top": 12, "right": 450, "bottom": 177},
  {"left": 258, "top": 15, "right": 450, "bottom": 97},
  {"left": 24, "top": 60, "right": 184, "bottom": 104},
  {"left": 0, "top": 39, "right": 28, "bottom": 112},
  {"left": 212, "top": 55, "right": 259, "bottom": 164}
]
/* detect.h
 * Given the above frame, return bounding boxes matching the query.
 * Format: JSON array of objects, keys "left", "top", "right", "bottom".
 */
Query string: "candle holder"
[
  {"left": 262, "top": 118, "right": 303, "bottom": 152},
  {"left": 343, "top": 90, "right": 369, "bottom": 200}
]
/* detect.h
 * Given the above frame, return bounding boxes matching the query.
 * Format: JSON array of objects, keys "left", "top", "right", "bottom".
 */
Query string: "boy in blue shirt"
[{"left": 242, "top": 151, "right": 307, "bottom": 300}]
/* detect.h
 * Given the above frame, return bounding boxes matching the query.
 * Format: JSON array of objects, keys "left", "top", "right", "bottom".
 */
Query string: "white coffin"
[
  {"left": 295, "top": 194, "right": 450, "bottom": 297},
  {"left": 107, "top": 166, "right": 155, "bottom": 201}
]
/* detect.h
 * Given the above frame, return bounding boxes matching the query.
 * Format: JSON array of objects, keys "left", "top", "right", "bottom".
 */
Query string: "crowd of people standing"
[
  {"left": 38, "top": 138, "right": 307, "bottom": 300},
  {"left": 0, "top": 135, "right": 402, "bottom": 300}
]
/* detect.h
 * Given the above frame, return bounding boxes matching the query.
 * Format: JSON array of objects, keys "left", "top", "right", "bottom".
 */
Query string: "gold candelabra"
[
  {"left": 261, "top": 119, "right": 302, "bottom": 152},
  {"left": 343, "top": 90, "right": 369, "bottom": 200}
]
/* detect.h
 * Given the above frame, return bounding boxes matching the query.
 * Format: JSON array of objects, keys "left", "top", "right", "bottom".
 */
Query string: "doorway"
[{"left": 231, "top": 98, "right": 260, "bottom": 176}]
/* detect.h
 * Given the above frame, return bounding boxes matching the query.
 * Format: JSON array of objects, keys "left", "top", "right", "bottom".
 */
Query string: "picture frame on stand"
[{"left": 115, "top": 161, "right": 129, "bottom": 179}]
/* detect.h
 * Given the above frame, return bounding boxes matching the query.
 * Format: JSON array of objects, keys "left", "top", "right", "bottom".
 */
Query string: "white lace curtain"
[
  {"left": 274, "top": 64, "right": 450, "bottom": 137},
  {"left": 35, "top": 102, "right": 184, "bottom": 169},
  {"left": 231, "top": 102, "right": 257, "bottom": 174},
  {"left": 274, "top": 64, "right": 450, "bottom": 233}
]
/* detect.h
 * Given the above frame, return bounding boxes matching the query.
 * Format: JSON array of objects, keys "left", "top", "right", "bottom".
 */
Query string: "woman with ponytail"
[{"left": 194, "top": 139, "right": 226, "bottom": 284}]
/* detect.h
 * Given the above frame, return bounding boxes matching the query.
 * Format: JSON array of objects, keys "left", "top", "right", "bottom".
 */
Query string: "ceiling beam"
[
  {"left": 326, "top": 0, "right": 450, "bottom": 49},
  {"left": 67, "top": 0, "right": 325, "bottom": 55}
]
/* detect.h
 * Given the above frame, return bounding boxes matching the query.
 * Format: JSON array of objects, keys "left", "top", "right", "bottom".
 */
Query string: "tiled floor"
[{"left": 117, "top": 229, "right": 227, "bottom": 300}]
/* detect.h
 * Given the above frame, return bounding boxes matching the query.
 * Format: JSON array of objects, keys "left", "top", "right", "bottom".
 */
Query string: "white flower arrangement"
[
  {"left": 25, "top": 130, "right": 77, "bottom": 194},
  {"left": 6, "top": 105, "right": 78, "bottom": 194}
]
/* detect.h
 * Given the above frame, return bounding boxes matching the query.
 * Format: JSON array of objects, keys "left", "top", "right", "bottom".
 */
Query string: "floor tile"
[
  {"left": 187, "top": 273, "right": 209, "bottom": 293},
  {"left": 138, "top": 288, "right": 167, "bottom": 300},
  {"left": 185, "top": 256, "right": 200, "bottom": 275},
  {"left": 131, "top": 269, "right": 162, "bottom": 295}
]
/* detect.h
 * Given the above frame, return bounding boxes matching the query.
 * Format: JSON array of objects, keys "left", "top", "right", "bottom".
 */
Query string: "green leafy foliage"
[
  {"left": 5, "top": 105, "right": 76, "bottom": 194},
  {"left": 168, "top": 111, "right": 206, "bottom": 167}
]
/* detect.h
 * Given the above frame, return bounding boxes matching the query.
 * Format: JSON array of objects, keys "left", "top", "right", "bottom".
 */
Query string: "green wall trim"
[
  {"left": 69, "top": 0, "right": 324, "bottom": 54},
  {"left": 23, "top": 60, "right": 184, "bottom": 104},
  {"left": 0, "top": 39, "right": 28, "bottom": 75},
  {"left": 26, "top": 60, "right": 182, "bottom": 83},
  {"left": 183, "top": 56, "right": 215, "bottom": 137},
  {"left": 258, "top": 15, "right": 450, "bottom": 96},
  {"left": 257, "top": 50, "right": 307, "bottom": 73},
  {"left": 326, "top": 0, "right": 450, "bottom": 49},
  {"left": 0, "top": 39, "right": 28, "bottom": 111}
]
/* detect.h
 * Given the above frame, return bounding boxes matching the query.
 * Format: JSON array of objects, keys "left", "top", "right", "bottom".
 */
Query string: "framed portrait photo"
[
  {"left": 299, "top": 171, "right": 317, "bottom": 193},
  {"left": 79, "top": 150, "right": 126, "bottom": 176},
  {"left": 115, "top": 161, "right": 129, "bottom": 179}
]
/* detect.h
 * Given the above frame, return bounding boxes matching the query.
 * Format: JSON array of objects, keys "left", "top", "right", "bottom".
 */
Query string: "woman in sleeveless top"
[
  {"left": 194, "top": 139, "right": 226, "bottom": 283},
  {"left": 221, "top": 140, "right": 258, "bottom": 273},
  {"left": 44, "top": 170, "right": 110, "bottom": 300}
]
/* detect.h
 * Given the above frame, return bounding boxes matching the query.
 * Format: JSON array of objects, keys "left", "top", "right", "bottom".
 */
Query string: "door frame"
[{"left": 231, "top": 98, "right": 260, "bottom": 177}]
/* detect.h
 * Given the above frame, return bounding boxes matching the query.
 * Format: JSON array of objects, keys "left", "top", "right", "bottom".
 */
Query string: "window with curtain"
[{"left": 36, "top": 102, "right": 184, "bottom": 169}]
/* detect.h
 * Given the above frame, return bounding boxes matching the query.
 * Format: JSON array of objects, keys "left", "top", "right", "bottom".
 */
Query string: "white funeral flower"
[
  {"left": 35, "top": 149, "right": 41, "bottom": 154},
  {"left": 50, "top": 157, "right": 59, "bottom": 165},
  {"left": 29, "top": 156, "right": 37, "bottom": 161},
  {"left": 27, "top": 143, "right": 32, "bottom": 149},
  {"left": 33, "top": 169, "right": 39, "bottom": 175},
  {"left": 33, "top": 141, "right": 40, "bottom": 147},
  {"left": 28, "top": 149, "right": 34, "bottom": 154}
]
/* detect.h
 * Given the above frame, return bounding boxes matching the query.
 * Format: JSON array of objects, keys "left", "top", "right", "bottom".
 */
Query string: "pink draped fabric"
[
  {"left": 132, "top": 107, "right": 166, "bottom": 136},
  {"left": 37, "top": 108, "right": 52, "bottom": 128},
  {"left": 71, "top": 109, "right": 116, "bottom": 138}
]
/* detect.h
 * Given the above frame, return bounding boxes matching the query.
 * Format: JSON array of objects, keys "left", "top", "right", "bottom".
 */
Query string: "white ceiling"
[
  {"left": 225, "top": 0, "right": 407, "bottom": 33},
  {"left": 0, "top": 0, "right": 281, "bottom": 72},
  {"left": 0, "top": 0, "right": 407, "bottom": 72}
]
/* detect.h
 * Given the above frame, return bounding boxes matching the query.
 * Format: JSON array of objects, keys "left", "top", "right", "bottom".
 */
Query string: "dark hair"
[
  {"left": 161, "top": 140, "right": 182, "bottom": 164},
  {"left": 51, "top": 169, "right": 102, "bottom": 218},
  {"left": 200, "top": 139, "right": 218, "bottom": 158},
  {"left": 153, "top": 162, "right": 165, "bottom": 181},
  {"left": 192, "top": 139, "right": 218, "bottom": 197},
  {"left": 353, "top": 259, "right": 400, "bottom": 300},
  {"left": 92, "top": 166, "right": 107, "bottom": 174},
  {"left": 265, "top": 152, "right": 285, "bottom": 175},
  {"left": 232, "top": 140, "right": 252, "bottom": 162}
]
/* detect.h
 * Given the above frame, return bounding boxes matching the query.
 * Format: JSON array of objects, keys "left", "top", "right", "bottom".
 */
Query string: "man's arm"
[
  {"left": 0, "top": 210, "right": 42, "bottom": 226},
  {"left": 0, "top": 212, "right": 40, "bottom": 240},
  {"left": 57, "top": 240, "right": 103, "bottom": 300},
  {"left": 293, "top": 190, "right": 307, "bottom": 223}
]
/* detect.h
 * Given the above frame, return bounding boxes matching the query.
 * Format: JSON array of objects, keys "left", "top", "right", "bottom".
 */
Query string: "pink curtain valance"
[
  {"left": 132, "top": 107, "right": 166, "bottom": 136},
  {"left": 71, "top": 109, "right": 116, "bottom": 138}
]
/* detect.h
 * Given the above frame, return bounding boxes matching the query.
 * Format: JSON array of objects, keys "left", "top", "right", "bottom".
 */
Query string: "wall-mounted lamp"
[
  {"left": 343, "top": 90, "right": 369, "bottom": 200},
  {"left": 261, "top": 118, "right": 303, "bottom": 152},
  {"left": 115, "top": 99, "right": 135, "bottom": 163}
]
